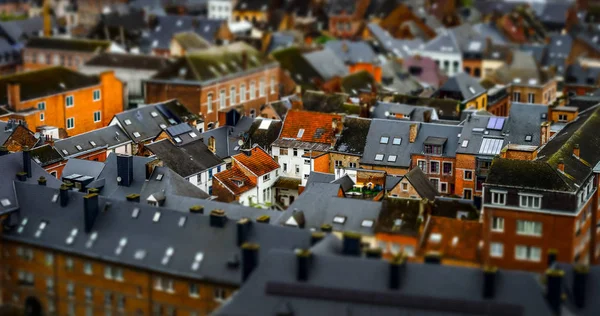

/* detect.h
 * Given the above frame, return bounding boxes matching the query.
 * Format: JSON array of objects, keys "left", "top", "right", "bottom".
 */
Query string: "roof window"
[
  {"left": 150, "top": 111, "right": 158, "bottom": 118},
  {"left": 178, "top": 216, "right": 187, "bottom": 227},
  {"left": 76, "top": 145, "right": 83, "bottom": 151},
  {"left": 461, "top": 140, "right": 469, "bottom": 148},
  {"left": 174, "top": 137, "right": 182, "bottom": 143},
  {"left": 66, "top": 228, "right": 78, "bottom": 245},
  {"left": 0, "top": 198, "right": 11, "bottom": 207},
  {"left": 153, "top": 212, "right": 161, "bottom": 223},
  {"left": 85, "top": 231, "right": 98, "bottom": 249},
  {"left": 361, "top": 219, "right": 374, "bottom": 228},
  {"left": 156, "top": 174, "right": 164, "bottom": 181},
  {"left": 132, "top": 207, "right": 140, "bottom": 218},
  {"left": 333, "top": 215, "right": 346, "bottom": 224},
  {"left": 62, "top": 149, "right": 69, "bottom": 155},
  {"left": 380, "top": 136, "right": 389, "bottom": 144},
  {"left": 133, "top": 132, "right": 141, "bottom": 138},
  {"left": 191, "top": 252, "right": 204, "bottom": 271},
  {"left": 297, "top": 128, "right": 305, "bottom": 138},
  {"left": 189, "top": 132, "right": 197, "bottom": 138},
  {"left": 134, "top": 249, "right": 146, "bottom": 260},
  {"left": 124, "top": 119, "right": 132, "bottom": 125},
  {"left": 115, "top": 237, "right": 128, "bottom": 255},
  {"left": 160, "top": 124, "right": 167, "bottom": 129},
  {"left": 162, "top": 247, "right": 174, "bottom": 265},
  {"left": 392, "top": 137, "right": 401, "bottom": 145},
  {"left": 375, "top": 154, "right": 384, "bottom": 161},
  {"left": 89, "top": 141, "right": 96, "bottom": 147},
  {"left": 17, "top": 217, "right": 28, "bottom": 234},
  {"left": 34, "top": 220, "right": 48, "bottom": 238}
]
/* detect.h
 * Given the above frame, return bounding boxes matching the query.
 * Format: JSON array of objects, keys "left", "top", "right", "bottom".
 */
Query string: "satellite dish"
[
  {"left": 237, "top": 139, "right": 244, "bottom": 146},
  {"left": 34, "top": 132, "right": 40, "bottom": 139}
]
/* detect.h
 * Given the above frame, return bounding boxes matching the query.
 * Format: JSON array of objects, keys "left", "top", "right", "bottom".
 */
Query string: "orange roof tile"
[
  {"left": 213, "top": 167, "right": 256, "bottom": 195},
  {"left": 420, "top": 216, "right": 482, "bottom": 265},
  {"left": 233, "top": 146, "right": 280, "bottom": 176},
  {"left": 279, "top": 110, "right": 342, "bottom": 144}
]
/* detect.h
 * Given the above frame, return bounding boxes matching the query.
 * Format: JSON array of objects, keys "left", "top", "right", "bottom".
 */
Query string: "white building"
[{"left": 208, "top": 0, "right": 234, "bottom": 22}]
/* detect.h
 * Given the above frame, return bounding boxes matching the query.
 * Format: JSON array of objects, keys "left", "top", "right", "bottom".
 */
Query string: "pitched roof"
[
  {"left": 84, "top": 53, "right": 174, "bottom": 70},
  {"left": 172, "top": 31, "right": 211, "bottom": 51},
  {"left": 0, "top": 67, "right": 100, "bottom": 105},
  {"left": 486, "top": 158, "right": 572, "bottom": 191},
  {"left": 302, "top": 91, "right": 349, "bottom": 113},
  {"left": 303, "top": 49, "right": 348, "bottom": 81},
  {"left": 404, "top": 168, "right": 438, "bottom": 200},
  {"left": 375, "top": 198, "right": 421, "bottom": 235},
  {"left": 492, "top": 50, "right": 551, "bottom": 85},
  {"left": 146, "top": 139, "right": 224, "bottom": 177},
  {"left": 505, "top": 102, "right": 548, "bottom": 146},
  {"left": 234, "top": 0, "right": 269, "bottom": 11},
  {"left": 233, "top": 146, "right": 279, "bottom": 176},
  {"left": 341, "top": 71, "right": 376, "bottom": 95},
  {"left": 271, "top": 47, "right": 322, "bottom": 89},
  {"left": 213, "top": 166, "right": 256, "bottom": 195},
  {"left": 30, "top": 144, "right": 63, "bottom": 167},
  {"left": 25, "top": 37, "right": 111, "bottom": 52},
  {"left": 371, "top": 102, "right": 438, "bottom": 122},
  {"left": 565, "top": 63, "right": 600, "bottom": 87},
  {"left": 324, "top": 40, "right": 379, "bottom": 65},
  {"left": 305, "top": 171, "right": 335, "bottom": 188},
  {"left": 437, "top": 73, "right": 486, "bottom": 102},
  {"left": 421, "top": 216, "right": 482, "bottom": 264},
  {"left": 53, "top": 125, "right": 131, "bottom": 158},
  {"left": 148, "top": 15, "right": 224, "bottom": 49},
  {"left": 277, "top": 110, "right": 342, "bottom": 145},
  {"left": 201, "top": 115, "right": 254, "bottom": 158},
  {"left": 456, "top": 114, "right": 507, "bottom": 156},
  {"left": 245, "top": 118, "right": 283, "bottom": 151},
  {"left": 333, "top": 117, "right": 371, "bottom": 155}
]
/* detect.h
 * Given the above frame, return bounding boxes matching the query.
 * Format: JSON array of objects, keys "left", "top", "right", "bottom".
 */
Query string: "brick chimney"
[
  {"left": 342, "top": 232, "right": 361, "bottom": 256},
  {"left": 389, "top": 254, "right": 406, "bottom": 290},
  {"left": 295, "top": 249, "right": 311, "bottom": 281},
  {"left": 409, "top": 123, "right": 419, "bottom": 143},
  {"left": 573, "top": 143, "right": 580, "bottom": 158},
  {"left": 557, "top": 158, "right": 565, "bottom": 172},
  {"left": 573, "top": 264, "right": 589, "bottom": 308},
  {"left": 7, "top": 82, "right": 20, "bottom": 110},
  {"left": 540, "top": 121, "right": 551, "bottom": 145}
]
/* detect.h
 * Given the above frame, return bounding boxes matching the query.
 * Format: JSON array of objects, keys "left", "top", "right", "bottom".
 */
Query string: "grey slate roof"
[
  {"left": 437, "top": 73, "right": 486, "bottom": 102},
  {"left": 371, "top": 102, "right": 438, "bottom": 122},
  {"left": 456, "top": 113, "right": 506, "bottom": 156},
  {"left": 280, "top": 182, "right": 380, "bottom": 235},
  {"left": 404, "top": 167, "right": 438, "bottom": 200},
  {"left": 472, "top": 23, "right": 508, "bottom": 45},
  {"left": 565, "top": 63, "right": 600, "bottom": 87},
  {"left": 201, "top": 116, "right": 254, "bottom": 159},
  {"left": 303, "top": 49, "right": 348, "bottom": 81},
  {"left": 53, "top": 125, "right": 131, "bottom": 158},
  {"left": 267, "top": 32, "right": 295, "bottom": 54},
  {"left": 367, "top": 23, "right": 424, "bottom": 58},
  {"left": 361, "top": 119, "right": 461, "bottom": 168},
  {"left": 244, "top": 118, "right": 283, "bottom": 153},
  {"left": 385, "top": 175, "right": 401, "bottom": 191},
  {"left": 30, "top": 144, "right": 63, "bottom": 167},
  {"left": 147, "top": 15, "right": 224, "bottom": 50},
  {"left": 61, "top": 159, "right": 106, "bottom": 181},
  {"left": 0, "top": 152, "right": 63, "bottom": 215},
  {"left": 505, "top": 103, "right": 548, "bottom": 147},
  {"left": 215, "top": 248, "right": 554, "bottom": 316},
  {"left": 84, "top": 53, "right": 173, "bottom": 70},
  {"left": 2, "top": 181, "right": 312, "bottom": 286},
  {"left": 141, "top": 166, "right": 210, "bottom": 203},
  {"left": 89, "top": 154, "right": 156, "bottom": 199},
  {"left": 543, "top": 33, "right": 573, "bottom": 75},
  {"left": 331, "top": 174, "right": 355, "bottom": 192},
  {"left": 146, "top": 139, "right": 224, "bottom": 178},
  {"left": 333, "top": 117, "right": 372, "bottom": 156},
  {"left": 305, "top": 172, "right": 335, "bottom": 188},
  {"left": 324, "top": 40, "right": 379, "bottom": 65}
]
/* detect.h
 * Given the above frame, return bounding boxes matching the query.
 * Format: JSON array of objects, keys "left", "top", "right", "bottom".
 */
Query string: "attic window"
[
  {"left": 153, "top": 212, "right": 161, "bottom": 223},
  {"left": 0, "top": 198, "right": 11, "bottom": 207},
  {"left": 189, "top": 132, "right": 197, "bottom": 138},
  {"left": 124, "top": 119, "right": 132, "bottom": 125},
  {"left": 134, "top": 249, "right": 146, "bottom": 260},
  {"left": 392, "top": 137, "right": 402, "bottom": 145},
  {"left": 76, "top": 145, "right": 83, "bottom": 151},
  {"left": 162, "top": 247, "right": 174, "bottom": 265},
  {"left": 89, "top": 141, "right": 97, "bottom": 147},
  {"left": 160, "top": 124, "right": 167, "bottom": 129},
  {"left": 115, "top": 237, "right": 128, "bottom": 255},
  {"left": 380, "top": 136, "right": 389, "bottom": 144},
  {"left": 388, "top": 155, "right": 397, "bottom": 162},
  {"left": 191, "top": 252, "right": 204, "bottom": 271},
  {"left": 174, "top": 137, "right": 182, "bottom": 143},
  {"left": 85, "top": 231, "right": 98, "bottom": 249},
  {"left": 178, "top": 216, "right": 187, "bottom": 227},
  {"left": 34, "top": 220, "right": 48, "bottom": 238},
  {"left": 133, "top": 132, "right": 141, "bottom": 138},
  {"left": 461, "top": 140, "right": 469, "bottom": 148},
  {"left": 156, "top": 174, "right": 164, "bottom": 181},
  {"left": 66, "top": 228, "right": 78, "bottom": 245},
  {"left": 152, "top": 40, "right": 158, "bottom": 47},
  {"left": 333, "top": 216, "right": 346, "bottom": 224},
  {"left": 361, "top": 219, "right": 374, "bottom": 228},
  {"left": 151, "top": 111, "right": 158, "bottom": 117},
  {"left": 429, "top": 233, "right": 442, "bottom": 244},
  {"left": 297, "top": 129, "right": 305, "bottom": 138},
  {"left": 62, "top": 149, "right": 69, "bottom": 155},
  {"left": 541, "top": 113, "right": 547, "bottom": 119},
  {"left": 375, "top": 154, "right": 384, "bottom": 161},
  {"left": 525, "top": 135, "right": 533, "bottom": 142},
  {"left": 132, "top": 207, "right": 140, "bottom": 218}
]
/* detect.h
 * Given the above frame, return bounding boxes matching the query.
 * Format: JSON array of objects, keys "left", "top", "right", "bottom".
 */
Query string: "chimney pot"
[
  {"left": 241, "top": 242, "right": 259, "bottom": 282},
  {"left": 483, "top": 266, "right": 498, "bottom": 299},
  {"left": 210, "top": 209, "right": 227, "bottom": 227},
  {"left": 126, "top": 193, "right": 141, "bottom": 202},
  {"left": 310, "top": 231, "right": 325, "bottom": 245},
  {"left": 60, "top": 185, "right": 69, "bottom": 207},
  {"left": 365, "top": 247, "right": 383, "bottom": 259},
  {"left": 573, "top": 144, "right": 580, "bottom": 158},
  {"left": 573, "top": 264, "right": 589, "bottom": 308},
  {"left": 320, "top": 223, "right": 333, "bottom": 232},
  {"left": 83, "top": 193, "right": 100, "bottom": 233},
  {"left": 256, "top": 215, "right": 270, "bottom": 223},
  {"left": 547, "top": 248, "right": 558, "bottom": 267},
  {"left": 0, "top": 146, "right": 8, "bottom": 156},
  {"left": 342, "top": 231, "right": 362, "bottom": 256},
  {"left": 38, "top": 176, "right": 47, "bottom": 186},
  {"left": 545, "top": 268, "right": 564, "bottom": 314},
  {"left": 389, "top": 254, "right": 406, "bottom": 290},
  {"left": 236, "top": 218, "right": 251, "bottom": 246},
  {"left": 16, "top": 172, "right": 27, "bottom": 182},
  {"left": 424, "top": 251, "right": 442, "bottom": 264},
  {"left": 296, "top": 249, "right": 311, "bottom": 281},
  {"left": 189, "top": 205, "right": 204, "bottom": 213},
  {"left": 117, "top": 155, "right": 134, "bottom": 187},
  {"left": 22, "top": 146, "right": 31, "bottom": 178}
]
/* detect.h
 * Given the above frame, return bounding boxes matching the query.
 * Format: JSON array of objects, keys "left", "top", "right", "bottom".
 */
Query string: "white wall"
[
  {"left": 79, "top": 65, "right": 158, "bottom": 102},
  {"left": 208, "top": 0, "right": 233, "bottom": 22},
  {"left": 187, "top": 163, "right": 227, "bottom": 195},
  {"left": 417, "top": 51, "right": 462, "bottom": 77},
  {"left": 273, "top": 146, "right": 305, "bottom": 180}
]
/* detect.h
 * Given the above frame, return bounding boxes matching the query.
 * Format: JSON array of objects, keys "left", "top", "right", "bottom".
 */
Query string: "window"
[
  {"left": 402, "top": 182, "right": 409, "bottom": 191},
  {"left": 270, "top": 76, "right": 276, "bottom": 93},
  {"left": 491, "top": 217, "right": 504, "bottom": 232},
  {"left": 512, "top": 92, "right": 520, "bottom": 102},
  {"left": 463, "top": 170, "right": 473, "bottom": 180},
  {"left": 249, "top": 81, "right": 256, "bottom": 99},
  {"left": 207, "top": 93, "right": 213, "bottom": 113},
  {"left": 117, "top": 294, "right": 126, "bottom": 309},
  {"left": 349, "top": 162, "right": 357, "bottom": 168},
  {"left": 392, "top": 137, "right": 402, "bottom": 145},
  {"left": 430, "top": 178, "right": 439, "bottom": 190},
  {"left": 220, "top": 89, "right": 226, "bottom": 109},
  {"left": 280, "top": 148, "right": 288, "bottom": 155},
  {"left": 424, "top": 145, "right": 442, "bottom": 155},
  {"left": 230, "top": 86, "right": 236, "bottom": 104},
  {"left": 293, "top": 148, "right": 298, "bottom": 156},
  {"left": 463, "top": 189, "right": 472, "bottom": 200},
  {"left": 429, "top": 233, "right": 442, "bottom": 243},
  {"left": 45, "top": 253, "right": 53, "bottom": 266},
  {"left": 387, "top": 155, "right": 397, "bottom": 162},
  {"left": 295, "top": 164, "right": 300, "bottom": 174},
  {"left": 528, "top": 93, "right": 535, "bottom": 103},
  {"left": 93, "top": 111, "right": 101, "bottom": 123},
  {"left": 461, "top": 140, "right": 469, "bottom": 148},
  {"left": 84, "top": 262, "right": 92, "bottom": 275},
  {"left": 93, "top": 89, "right": 101, "bottom": 101},
  {"left": 440, "top": 182, "right": 447, "bottom": 193},
  {"left": 519, "top": 194, "right": 541, "bottom": 209},
  {"left": 263, "top": 173, "right": 270, "bottom": 181},
  {"left": 490, "top": 242, "right": 503, "bottom": 258},
  {"left": 283, "top": 163, "right": 287, "bottom": 172},
  {"left": 66, "top": 95, "right": 74, "bottom": 107},
  {"left": 430, "top": 161, "right": 440, "bottom": 174},
  {"left": 67, "top": 117, "right": 74, "bottom": 129},
  {"left": 380, "top": 136, "right": 389, "bottom": 144},
  {"left": 214, "top": 288, "right": 226, "bottom": 301},
  {"left": 104, "top": 266, "right": 113, "bottom": 279},
  {"left": 334, "top": 160, "right": 343, "bottom": 168},
  {"left": 37, "top": 101, "right": 46, "bottom": 110},
  {"left": 259, "top": 78, "right": 265, "bottom": 96},
  {"left": 374, "top": 154, "right": 384, "bottom": 161},
  {"left": 491, "top": 191, "right": 506, "bottom": 205},
  {"left": 46, "top": 277, "right": 54, "bottom": 294},
  {"left": 40, "top": 113, "right": 44, "bottom": 121},
  {"left": 417, "top": 160, "right": 427, "bottom": 172},
  {"left": 67, "top": 282, "right": 75, "bottom": 297},
  {"left": 240, "top": 84, "right": 246, "bottom": 101},
  {"left": 558, "top": 114, "right": 568, "bottom": 122},
  {"left": 442, "top": 162, "right": 452, "bottom": 175},
  {"left": 516, "top": 220, "right": 542, "bottom": 236},
  {"left": 85, "top": 287, "right": 93, "bottom": 302},
  {"left": 65, "top": 257, "right": 74, "bottom": 271},
  {"left": 515, "top": 245, "right": 541, "bottom": 261},
  {"left": 114, "top": 268, "right": 123, "bottom": 281}
]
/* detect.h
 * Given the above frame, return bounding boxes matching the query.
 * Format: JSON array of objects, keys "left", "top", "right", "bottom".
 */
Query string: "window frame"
[
  {"left": 65, "top": 95, "right": 74, "bottom": 107},
  {"left": 93, "top": 111, "right": 101, "bottom": 123},
  {"left": 66, "top": 117, "right": 75, "bottom": 130},
  {"left": 516, "top": 220, "right": 543, "bottom": 237},
  {"left": 463, "top": 170, "right": 473, "bottom": 181},
  {"left": 518, "top": 193, "right": 542, "bottom": 209},
  {"left": 93, "top": 89, "right": 101, "bottom": 101},
  {"left": 490, "top": 190, "right": 507, "bottom": 206},
  {"left": 491, "top": 216, "right": 504, "bottom": 232},
  {"left": 490, "top": 242, "right": 503, "bottom": 258}
]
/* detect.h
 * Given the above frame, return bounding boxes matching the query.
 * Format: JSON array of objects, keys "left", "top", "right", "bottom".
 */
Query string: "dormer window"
[
  {"left": 424, "top": 137, "right": 446, "bottom": 155},
  {"left": 491, "top": 190, "right": 506, "bottom": 206},
  {"left": 424, "top": 144, "right": 442, "bottom": 155},
  {"left": 519, "top": 193, "right": 542, "bottom": 209}
]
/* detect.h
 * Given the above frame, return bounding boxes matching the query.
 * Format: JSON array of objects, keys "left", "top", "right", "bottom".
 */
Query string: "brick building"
[
  {"left": 0, "top": 67, "right": 124, "bottom": 137},
  {"left": 21, "top": 37, "right": 112, "bottom": 71},
  {"left": 145, "top": 42, "right": 280, "bottom": 131}
]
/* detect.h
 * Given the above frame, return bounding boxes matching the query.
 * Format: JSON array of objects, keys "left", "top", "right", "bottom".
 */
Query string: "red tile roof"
[
  {"left": 279, "top": 110, "right": 342, "bottom": 144},
  {"left": 420, "top": 216, "right": 482, "bottom": 264},
  {"left": 233, "top": 146, "right": 280, "bottom": 176},
  {"left": 213, "top": 167, "right": 256, "bottom": 195}
]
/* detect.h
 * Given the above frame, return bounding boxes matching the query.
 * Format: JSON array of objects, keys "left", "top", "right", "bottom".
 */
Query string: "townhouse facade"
[
  {"left": 21, "top": 37, "right": 112, "bottom": 71},
  {"left": 0, "top": 67, "right": 124, "bottom": 137}
]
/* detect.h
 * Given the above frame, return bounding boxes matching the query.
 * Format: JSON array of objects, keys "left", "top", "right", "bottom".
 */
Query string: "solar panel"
[
  {"left": 486, "top": 117, "right": 505, "bottom": 130},
  {"left": 479, "top": 138, "right": 504, "bottom": 155},
  {"left": 487, "top": 117, "right": 497, "bottom": 129},
  {"left": 494, "top": 118, "right": 505, "bottom": 130}
]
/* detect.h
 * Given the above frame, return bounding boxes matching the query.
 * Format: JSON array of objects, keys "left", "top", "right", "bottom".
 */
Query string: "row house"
[
  {"left": 144, "top": 42, "right": 280, "bottom": 131},
  {"left": 483, "top": 104, "right": 600, "bottom": 271},
  {"left": 0, "top": 66, "right": 124, "bottom": 137},
  {"left": 272, "top": 110, "right": 342, "bottom": 189},
  {"left": 0, "top": 180, "right": 312, "bottom": 316},
  {"left": 213, "top": 145, "right": 280, "bottom": 206},
  {"left": 52, "top": 125, "right": 132, "bottom": 162},
  {"left": 330, "top": 116, "right": 371, "bottom": 178},
  {"left": 21, "top": 37, "right": 112, "bottom": 71}
]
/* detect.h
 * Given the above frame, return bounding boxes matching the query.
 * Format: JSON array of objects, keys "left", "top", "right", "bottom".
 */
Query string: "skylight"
[
  {"left": 468, "top": 86, "right": 476, "bottom": 94},
  {"left": 380, "top": 136, "right": 389, "bottom": 144},
  {"left": 374, "top": 154, "right": 384, "bottom": 161},
  {"left": 76, "top": 145, "right": 83, "bottom": 151},
  {"left": 258, "top": 119, "right": 271, "bottom": 130},
  {"left": 525, "top": 135, "right": 533, "bottom": 142},
  {"left": 178, "top": 216, "right": 187, "bottom": 227},
  {"left": 51, "top": 194, "right": 59, "bottom": 203},
  {"left": 89, "top": 141, "right": 96, "bottom": 147},
  {"left": 191, "top": 252, "right": 204, "bottom": 271},
  {"left": 0, "top": 198, "right": 11, "bottom": 207},
  {"left": 133, "top": 132, "right": 141, "bottom": 138},
  {"left": 297, "top": 129, "right": 305, "bottom": 138},
  {"left": 35, "top": 221, "right": 48, "bottom": 238},
  {"left": 115, "top": 237, "right": 128, "bottom": 255},
  {"left": 461, "top": 140, "right": 469, "bottom": 148},
  {"left": 124, "top": 119, "right": 132, "bottom": 125},
  {"left": 66, "top": 228, "right": 78, "bottom": 245},
  {"left": 85, "top": 231, "right": 98, "bottom": 249},
  {"left": 134, "top": 249, "right": 146, "bottom": 260},
  {"left": 162, "top": 247, "right": 174, "bottom": 265},
  {"left": 62, "top": 149, "right": 69, "bottom": 155},
  {"left": 168, "top": 118, "right": 177, "bottom": 125},
  {"left": 361, "top": 219, "right": 374, "bottom": 228},
  {"left": 174, "top": 137, "right": 182, "bottom": 143},
  {"left": 160, "top": 124, "right": 167, "bottom": 129},
  {"left": 17, "top": 217, "right": 28, "bottom": 234},
  {"left": 151, "top": 111, "right": 158, "bottom": 117},
  {"left": 189, "top": 132, "right": 197, "bottom": 138},
  {"left": 392, "top": 137, "right": 401, "bottom": 145},
  {"left": 486, "top": 117, "right": 505, "bottom": 130},
  {"left": 429, "top": 233, "right": 442, "bottom": 243},
  {"left": 479, "top": 138, "right": 504, "bottom": 155},
  {"left": 333, "top": 216, "right": 346, "bottom": 224},
  {"left": 153, "top": 212, "right": 161, "bottom": 223},
  {"left": 156, "top": 174, "right": 164, "bottom": 181},
  {"left": 132, "top": 207, "right": 140, "bottom": 218},
  {"left": 388, "top": 155, "right": 397, "bottom": 162}
]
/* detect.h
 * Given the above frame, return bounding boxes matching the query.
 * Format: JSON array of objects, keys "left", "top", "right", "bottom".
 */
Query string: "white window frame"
[
  {"left": 230, "top": 86, "right": 236, "bottom": 105},
  {"left": 401, "top": 182, "right": 409, "bottom": 192},
  {"left": 429, "top": 160, "right": 440, "bottom": 174},
  {"left": 518, "top": 193, "right": 542, "bottom": 209},
  {"left": 219, "top": 89, "right": 226, "bottom": 109},
  {"left": 490, "top": 242, "right": 503, "bottom": 258},
  {"left": 442, "top": 161, "right": 453, "bottom": 175},
  {"left": 490, "top": 190, "right": 507, "bottom": 206},
  {"left": 516, "top": 220, "right": 542, "bottom": 237},
  {"left": 249, "top": 81, "right": 256, "bottom": 99},
  {"left": 240, "top": 84, "right": 246, "bottom": 102},
  {"left": 93, "top": 111, "right": 101, "bottom": 123},
  {"left": 259, "top": 78, "right": 265, "bottom": 96},
  {"left": 270, "top": 76, "right": 276, "bottom": 94},
  {"left": 528, "top": 93, "right": 535, "bottom": 103},
  {"left": 515, "top": 245, "right": 541, "bottom": 262},
  {"left": 65, "top": 95, "right": 74, "bottom": 107},
  {"left": 463, "top": 188, "right": 473, "bottom": 199},
  {"left": 93, "top": 89, "right": 101, "bottom": 101},
  {"left": 512, "top": 91, "right": 520, "bottom": 102},
  {"left": 463, "top": 170, "right": 473, "bottom": 181},
  {"left": 66, "top": 117, "right": 75, "bottom": 130},
  {"left": 417, "top": 159, "right": 427, "bottom": 173},
  {"left": 207, "top": 93, "right": 213, "bottom": 113},
  {"left": 440, "top": 182, "right": 448, "bottom": 193},
  {"left": 491, "top": 216, "right": 504, "bottom": 232}
]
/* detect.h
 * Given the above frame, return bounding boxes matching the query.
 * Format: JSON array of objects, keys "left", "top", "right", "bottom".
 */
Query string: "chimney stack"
[
  {"left": 237, "top": 218, "right": 251, "bottom": 246},
  {"left": 83, "top": 193, "right": 100, "bottom": 233},
  {"left": 210, "top": 209, "right": 227, "bottom": 227},
  {"left": 22, "top": 146, "right": 31, "bottom": 178},
  {"left": 365, "top": 248, "right": 382, "bottom": 259},
  {"left": 296, "top": 249, "right": 311, "bottom": 281},
  {"left": 342, "top": 232, "right": 361, "bottom": 256},
  {"left": 557, "top": 159, "right": 565, "bottom": 172},
  {"left": 389, "top": 254, "right": 406, "bottom": 290},
  {"left": 573, "top": 144, "right": 580, "bottom": 158},
  {"left": 573, "top": 264, "right": 589, "bottom": 308},
  {"left": 409, "top": 123, "right": 419, "bottom": 143},
  {"left": 16, "top": 172, "right": 27, "bottom": 181},
  {"left": 545, "top": 268, "right": 564, "bottom": 314},
  {"left": 116, "top": 155, "right": 134, "bottom": 187},
  {"left": 256, "top": 215, "right": 270, "bottom": 223},
  {"left": 310, "top": 232, "right": 325, "bottom": 245},
  {"left": 7, "top": 82, "right": 20, "bottom": 110},
  {"left": 241, "top": 242, "right": 259, "bottom": 282},
  {"left": 0, "top": 146, "right": 8, "bottom": 156},
  {"left": 189, "top": 205, "right": 204, "bottom": 213},
  {"left": 547, "top": 249, "right": 558, "bottom": 267},
  {"left": 126, "top": 193, "right": 140, "bottom": 203},
  {"left": 38, "top": 176, "right": 47, "bottom": 186},
  {"left": 540, "top": 121, "right": 551, "bottom": 145},
  {"left": 424, "top": 251, "right": 442, "bottom": 264},
  {"left": 320, "top": 223, "right": 333, "bottom": 232},
  {"left": 483, "top": 266, "right": 498, "bottom": 299},
  {"left": 60, "top": 185, "right": 69, "bottom": 207}
]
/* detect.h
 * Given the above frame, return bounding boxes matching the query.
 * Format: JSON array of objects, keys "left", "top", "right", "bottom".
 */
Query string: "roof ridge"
[{"left": 545, "top": 107, "right": 600, "bottom": 166}]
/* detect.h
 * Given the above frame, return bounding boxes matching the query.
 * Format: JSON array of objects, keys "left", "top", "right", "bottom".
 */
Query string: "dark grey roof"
[
  {"left": 2, "top": 181, "right": 312, "bottom": 286},
  {"left": 279, "top": 182, "right": 381, "bottom": 235},
  {"left": 147, "top": 15, "right": 224, "bottom": 49},
  {"left": 303, "top": 49, "right": 348, "bottom": 81},
  {"left": 438, "top": 73, "right": 486, "bottom": 102},
  {"left": 0, "top": 16, "right": 56, "bottom": 44},
  {"left": 542, "top": 33, "right": 573, "bottom": 75},
  {"left": 333, "top": 117, "right": 372, "bottom": 155},
  {"left": 201, "top": 116, "right": 254, "bottom": 158},
  {"left": 267, "top": 32, "right": 295, "bottom": 54},
  {"left": 472, "top": 23, "right": 508, "bottom": 45},
  {"left": 371, "top": 102, "right": 437, "bottom": 122},
  {"left": 91, "top": 154, "right": 157, "bottom": 200},
  {"left": 331, "top": 174, "right": 355, "bottom": 192},
  {"left": 0, "top": 120, "right": 11, "bottom": 145},
  {"left": 505, "top": 103, "right": 548, "bottom": 146},
  {"left": 30, "top": 144, "right": 63, "bottom": 167},
  {"left": 519, "top": 44, "right": 546, "bottom": 65},
  {"left": 324, "top": 40, "right": 379, "bottom": 65},
  {"left": 53, "top": 125, "right": 131, "bottom": 158},
  {"left": 146, "top": 139, "right": 224, "bottom": 177},
  {"left": 305, "top": 172, "right": 335, "bottom": 187},
  {"left": 165, "top": 123, "right": 201, "bottom": 146},
  {"left": 385, "top": 175, "right": 401, "bottom": 191},
  {"left": 557, "top": 263, "right": 600, "bottom": 316},
  {"left": 141, "top": 166, "right": 210, "bottom": 203},
  {"left": 367, "top": 23, "right": 424, "bottom": 58},
  {"left": 215, "top": 248, "right": 554, "bottom": 316},
  {"left": 245, "top": 118, "right": 283, "bottom": 152},
  {"left": 457, "top": 114, "right": 507, "bottom": 156},
  {"left": 0, "top": 152, "right": 63, "bottom": 215},
  {"left": 565, "top": 63, "right": 600, "bottom": 87},
  {"left": 84, "top": 53, "right": 173, "bottom": 70},
  {"left": 61, "top": 159, "right": 105, "bottom": 180},
  {"left": 422, "top": 25, "right": 480, "bottom": 54},
  {"left": 361, "top": 120, "right": 461, "bottom": 168},
  {"left": 404, "top": 167, "right": 438, "bottom": 200}
]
